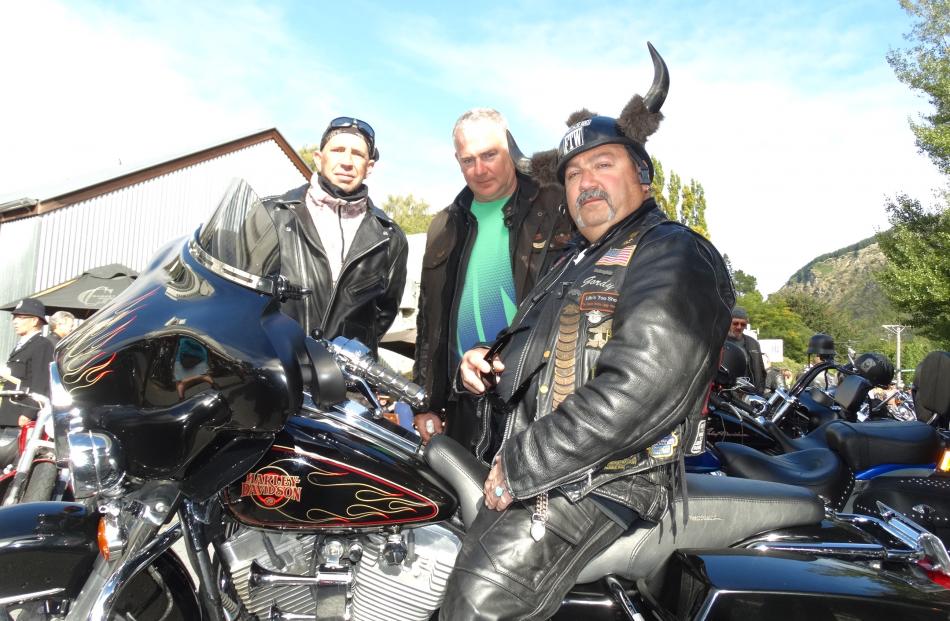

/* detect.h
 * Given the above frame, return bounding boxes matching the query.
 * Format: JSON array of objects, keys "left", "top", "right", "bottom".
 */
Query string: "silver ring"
[{"left": 494, "top": 485, "right": 505, "bottom": 497}]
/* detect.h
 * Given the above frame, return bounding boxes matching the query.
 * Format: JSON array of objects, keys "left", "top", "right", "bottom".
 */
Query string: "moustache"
[{"left": 575, "top": 188, "right": 610, "bottom": 210}]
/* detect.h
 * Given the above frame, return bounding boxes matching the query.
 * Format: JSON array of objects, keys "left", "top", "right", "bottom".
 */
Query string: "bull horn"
[
  {"left": 643, "top": 42, "right": 669, "bottom": 113},
  {"left": 506, "top": 130, "right": 533, "bottom": 175}
]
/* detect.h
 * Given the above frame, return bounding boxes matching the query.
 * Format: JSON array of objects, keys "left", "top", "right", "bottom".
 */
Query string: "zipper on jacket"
[{"left": 320, "top": 237, "right": 388, "bottom": 330}]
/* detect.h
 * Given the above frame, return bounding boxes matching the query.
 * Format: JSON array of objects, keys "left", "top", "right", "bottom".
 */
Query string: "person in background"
[
  {"left": 413, "top": 108, "right": 573, "bottom": 453},
  {"left": 0, "top": 298, "right": 54, "bottom": 430},
  {"left": 47, "top": 310, "right": 76, "bottom": 346},
  {"left": 801, "top": 332, "right": 838, "bottom": 391},
  {"left": 763, "top": 353, "right": 788, "bottom": 395},
  {"left": 265, "top": 117, "right": 408, "bottom": 354},
  {"left": 726, "top": 306, "right": 766, "bottom": 392}
]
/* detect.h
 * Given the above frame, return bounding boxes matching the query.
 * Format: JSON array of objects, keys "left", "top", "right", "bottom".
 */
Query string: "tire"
[{"left": 21, "top": 460, "right": 56, "bottom": 503}]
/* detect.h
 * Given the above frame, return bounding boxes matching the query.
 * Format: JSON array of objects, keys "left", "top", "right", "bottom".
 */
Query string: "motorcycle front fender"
[{"left": 0, "top": 501, "right": 98, "bottom": 603}]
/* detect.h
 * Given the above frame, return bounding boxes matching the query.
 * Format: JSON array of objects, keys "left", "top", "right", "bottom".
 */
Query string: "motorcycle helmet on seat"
[{"left": 853, "top": 352, "right": 895, "bottom": 388}]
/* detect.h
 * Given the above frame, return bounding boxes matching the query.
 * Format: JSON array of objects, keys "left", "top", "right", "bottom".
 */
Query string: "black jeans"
[{"left": 441, "top": 493, "right": 625, "bottom": 620}]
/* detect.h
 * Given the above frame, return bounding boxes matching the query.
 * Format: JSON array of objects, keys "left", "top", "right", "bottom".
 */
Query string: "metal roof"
[{"left": 0, "top": 128, "right": 311, "bottom": 224}]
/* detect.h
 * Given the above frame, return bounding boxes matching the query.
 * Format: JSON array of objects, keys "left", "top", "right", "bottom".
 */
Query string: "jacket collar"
[
  {"left": 276, "top": 183, "right": 393, "bottom": 259},
  {"left": 278, "top": 183, "right": 392, "bottom": 226},
  {"left": 451, "top": 172, "right": 539, "bottom": 223}
]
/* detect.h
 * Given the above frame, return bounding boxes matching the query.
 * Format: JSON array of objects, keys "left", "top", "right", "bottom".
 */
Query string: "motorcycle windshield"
[{"left": 194, "top": 178, "right": 281, "bottom": 294}]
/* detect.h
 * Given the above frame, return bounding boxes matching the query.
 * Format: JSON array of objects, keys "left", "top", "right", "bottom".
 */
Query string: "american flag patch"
[{"left": 596, "top": 246, "right": 635, "bottom": 267}]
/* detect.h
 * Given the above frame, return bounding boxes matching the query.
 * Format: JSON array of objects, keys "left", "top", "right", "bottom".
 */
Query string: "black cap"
[
  {"left": 556, "top": 116, "right": 653, "bottom": 184},
  {"left": 10, "top": 297, "right": 47, "bottom": 323}
]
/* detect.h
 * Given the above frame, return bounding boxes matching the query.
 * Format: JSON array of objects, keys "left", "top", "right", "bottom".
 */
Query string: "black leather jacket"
[
  {"left": 0, "top": 332, "right": 53, "bottom": 426},
  {"left": 265, "top": 184, "right": 408, "bottom": 353},
  {"left": 488, "top": 201, "right": 735, "bottom": 521},
  {"left": 413, "top": 173, "right": 573, "bottom": 413}
]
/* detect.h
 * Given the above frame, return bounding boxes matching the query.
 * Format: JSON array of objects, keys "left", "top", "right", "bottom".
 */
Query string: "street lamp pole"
[{"left": 882, "top": 324, "right": 907, "bottom": 387}]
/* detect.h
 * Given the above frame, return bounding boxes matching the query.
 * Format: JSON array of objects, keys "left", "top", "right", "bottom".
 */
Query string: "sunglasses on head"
[{"left": 324, "top": 117, "right": 376, "bottom": 155}]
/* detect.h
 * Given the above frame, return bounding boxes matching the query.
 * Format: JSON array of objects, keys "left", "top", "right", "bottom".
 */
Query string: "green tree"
[
  {"left": 875, "top": 195, "right": 950, "bottom": 344},
  {"left": 732, "top": 270, "right": 758, "bottom": 297},
  {"left": 887, "top": 0, "right": 950, "bottom": 175},
  {"left": 876, "top": 1, "right": 950, "bottom": 347},
  {"left": 735, "top": 290, "right": 812, "bottom": 364},
  {"left": 382, "top": 194, "right": 434, "bottom": 235},
  {"left": 296, "top": 144, "right": 317, "bottom": 172},
  {"left": 652, "top": 158, "right": 709, "bottom": 238}
]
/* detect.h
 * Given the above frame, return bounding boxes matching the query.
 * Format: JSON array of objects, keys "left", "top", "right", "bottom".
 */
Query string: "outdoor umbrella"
[{"left": 1, "top": 263, "right": 138, "bottom": 319}]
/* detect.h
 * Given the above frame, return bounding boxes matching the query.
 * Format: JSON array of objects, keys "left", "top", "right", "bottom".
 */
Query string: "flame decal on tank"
[
  {"left": 264, "top": 445, "right": 438, "bottom": 527},
  {"left": 60, "top": 287, "right": 160, "bottom": 393}
]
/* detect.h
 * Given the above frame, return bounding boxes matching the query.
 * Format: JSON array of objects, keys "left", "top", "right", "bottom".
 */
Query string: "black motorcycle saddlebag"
[
  {"left": 0, "top": 502, "right": 99, "bottom": 602},
  {"left": 853, "top": 474, "right": 950, "bottom": 542},
  {"left": 655, "top": 548, "right": 950, "bottom": 619},
  {"left": 824, "top": 420, "right": 940, "bottom": 472}
]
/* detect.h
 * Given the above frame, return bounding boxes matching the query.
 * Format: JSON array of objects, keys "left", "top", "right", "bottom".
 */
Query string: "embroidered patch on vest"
[
  {"left": 579, "top": 291, "right": 618, "bottom": 313},
  {"left": 596, "top": 245, "right": 635, "bottom": 267},
  {"left": 587, "top": 319, "right": 612, "bottom": 348},
  {"left": 603, "top": 452, "right": 641, "bottom": 471},
  {"left": 689, "top": 419, "right": 707, "bottom": 455},
  {"left": 647, "top": 431, "right": 679, "bottom": 459}
]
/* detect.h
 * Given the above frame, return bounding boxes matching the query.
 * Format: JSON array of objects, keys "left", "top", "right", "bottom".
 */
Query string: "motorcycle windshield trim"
[{"left": 191, "top": 178, "right": 280, "bottom": 295}]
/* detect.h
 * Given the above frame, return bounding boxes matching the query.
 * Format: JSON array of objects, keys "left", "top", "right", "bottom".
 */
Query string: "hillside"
[{"left": 778, "top": 236, "right": 896, "bottom": 332}]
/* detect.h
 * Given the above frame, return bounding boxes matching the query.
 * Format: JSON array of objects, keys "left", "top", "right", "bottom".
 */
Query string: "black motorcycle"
[{"left": 2, "top": 180, "right": 950, "bottom": 620}]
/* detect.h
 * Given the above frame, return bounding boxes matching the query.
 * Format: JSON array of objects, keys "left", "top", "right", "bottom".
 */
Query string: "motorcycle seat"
[
  {"left": 713, "top": 442, "right": 851, "bottom": 508},
  {"left": 424, "top": 435, "right": 824, "bottom": 584},
  {"left": 577, "top": 474, "right": 824, "bottom": 584},
  {"left": 776, "top": 423, "right": 830, "bottom": 453},
  {"left": 824, "top": 420, "right": 940, "bottom": 472}
]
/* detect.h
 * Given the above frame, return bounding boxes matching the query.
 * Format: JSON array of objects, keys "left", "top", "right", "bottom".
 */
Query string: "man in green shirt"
[{"left": 413, "top": 109, "right": 573, "bottom": 457}]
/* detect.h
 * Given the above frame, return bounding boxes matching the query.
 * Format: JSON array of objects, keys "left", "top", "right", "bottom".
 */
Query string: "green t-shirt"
[{"left": 455, "top": 197, "right": 518, "bottom": 359}]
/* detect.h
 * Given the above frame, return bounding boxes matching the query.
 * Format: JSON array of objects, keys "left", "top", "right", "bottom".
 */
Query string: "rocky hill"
[{"left": 778, "top": 236, "right": 896, "bottom": 331}]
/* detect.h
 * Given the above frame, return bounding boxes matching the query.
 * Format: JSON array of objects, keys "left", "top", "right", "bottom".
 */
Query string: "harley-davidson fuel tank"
[{"left": 224, "top": 408, "right": 458, "bottom": 530}]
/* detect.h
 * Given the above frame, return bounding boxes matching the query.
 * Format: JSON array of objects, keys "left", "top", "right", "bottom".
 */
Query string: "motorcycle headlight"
[{"left": 66, "top": 429, "right": 125, "bottom": 499}]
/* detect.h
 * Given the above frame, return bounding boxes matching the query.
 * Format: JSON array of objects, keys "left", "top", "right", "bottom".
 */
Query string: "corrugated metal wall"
[{"left": 0, "top": 139, "right": 308, "bottom": 358}]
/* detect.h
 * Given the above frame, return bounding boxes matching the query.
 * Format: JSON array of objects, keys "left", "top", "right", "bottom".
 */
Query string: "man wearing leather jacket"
[
  {"left": 413, "top": 108, "right": 573, "bottom": 451},
  {"left": 440, "top": 116, "right": 734, "bottom": 620},
  {"left": 265, "top": 118, "right": 408, "bottom": 353},
  {"left": 727, "top": 306, "right": 766, "bottom": 392}
]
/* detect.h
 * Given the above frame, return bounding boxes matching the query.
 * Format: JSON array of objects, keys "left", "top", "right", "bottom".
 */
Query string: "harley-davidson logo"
[{"left": 241, "top": 467, "right": 302, "bottom": 508}]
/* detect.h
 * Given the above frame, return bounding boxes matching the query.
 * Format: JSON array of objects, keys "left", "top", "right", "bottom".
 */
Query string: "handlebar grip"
[{"left": 327, "top": 336, "right": 427, "bottom": 411}]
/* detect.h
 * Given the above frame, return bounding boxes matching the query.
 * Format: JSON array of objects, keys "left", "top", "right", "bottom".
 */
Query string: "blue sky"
[{"left": 1, "top": 0, "right": 943, "bottom": 294}]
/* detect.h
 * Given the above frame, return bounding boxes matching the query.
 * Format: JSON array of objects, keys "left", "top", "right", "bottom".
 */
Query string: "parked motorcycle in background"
[
  {"left": 2, "top": 180, "right": 950, "bottom": 620},
  {"left": 0, "top": 391, "right": 59, "bottom": 504}
]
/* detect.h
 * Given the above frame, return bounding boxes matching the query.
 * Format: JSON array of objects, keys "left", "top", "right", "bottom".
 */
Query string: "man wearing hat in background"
[
  {"left": 440, "top": 44, "right": 735, "bottom": 618},
  {"left": 726, "top": 306, "right": 766, "bottom": 392},
  {"left": 265, "top": 117, "right": 408, "bottom": 353},
  {"left": 1, "top": 298, "right": 54, "bottom": 430}
]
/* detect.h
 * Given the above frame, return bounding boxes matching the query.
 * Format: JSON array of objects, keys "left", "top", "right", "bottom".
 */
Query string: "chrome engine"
[{"left": 217, "top": 523, "right": 461, "bottom": 621}]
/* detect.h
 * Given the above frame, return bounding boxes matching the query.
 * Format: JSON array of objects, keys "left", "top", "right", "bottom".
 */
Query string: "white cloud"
[
  {"left": 1, "top": 1, "right": 943, "bottom": 297},
  {"left": 0, "top": 1, "right": 340, "bottom": 199},
  {"left": 378, "top": 6, "right": 945, "bottom": 293}
]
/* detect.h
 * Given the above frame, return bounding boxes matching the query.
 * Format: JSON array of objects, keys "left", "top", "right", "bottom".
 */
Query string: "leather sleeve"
[
  {"left": 502, "top": 226, "right": 735, "bottom": 498},
  {"left": 375, "top": 228, "right": 409, "bottom": 340},
  {"left": 412, "top": 210, "right": 455, "bottom": 412},
  {"left": 21, "top": 339, "right": 54, "bottom": 419}
]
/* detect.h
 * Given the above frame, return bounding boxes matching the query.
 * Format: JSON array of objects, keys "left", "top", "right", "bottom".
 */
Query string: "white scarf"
[{"left": 305, "top": 176, "right": 368, "bottom": 284}]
